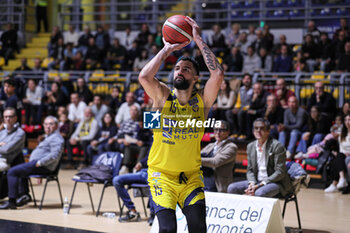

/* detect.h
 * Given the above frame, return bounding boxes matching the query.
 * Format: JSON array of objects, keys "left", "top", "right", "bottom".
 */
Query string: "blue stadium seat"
[
  {"left": 287, "top": 0, "right": 298, "bottom": 7},
  {"left": 320, "top": 8, "right": 331, "bottom": 16},
  {"left": 231, "top": 0, "right": 241, "bottom": 8},
  {"left": 231, "top": 10, "right": 240, "bottom": 18},
  {"left": 244, "top": 0, "right": 257, "bottom": 8},
  {"left": 289, "top": 10, "right": 301, "bottom": 17},
  {"left": 243, "top": 11, "right": 254, "bottom": 18},
  {"left": 336, "top": 8, "right": 348, "bottom": 16}
]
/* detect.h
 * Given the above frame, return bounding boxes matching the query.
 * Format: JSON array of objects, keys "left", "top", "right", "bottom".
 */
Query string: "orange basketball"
[{"left": 162, "top": 15, "right": 193, "bottom": 44}]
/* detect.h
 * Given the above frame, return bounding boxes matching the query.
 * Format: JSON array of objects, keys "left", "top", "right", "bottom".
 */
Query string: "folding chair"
[
  {"left": 120, "top": 183, "right": 150, "bottom": 218},
  {"left": 28, "top": 160, "right": 63, "bottom": 210},
  {"left": 67, "top": 152, "right": 123, "bottom": 217}
]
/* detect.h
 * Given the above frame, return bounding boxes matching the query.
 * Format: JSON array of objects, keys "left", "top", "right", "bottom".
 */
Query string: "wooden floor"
[{"left": 0, "top": 170, "right": 349, "bottom": 233}]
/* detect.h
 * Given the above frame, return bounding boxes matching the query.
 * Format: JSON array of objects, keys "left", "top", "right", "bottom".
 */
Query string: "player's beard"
[{"left": 173, "top": 76, "right": 190, "bottom": 90}]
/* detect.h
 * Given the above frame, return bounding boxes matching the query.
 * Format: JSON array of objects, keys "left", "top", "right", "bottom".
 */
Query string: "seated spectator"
[
  {"left": 247, "top": 24, "right": 257, "bottom": 45},
  {"left": 125, "top": 41, "right": 140, "bottom": 70},
  {"left": 115, "top": 92, "right": 141, "bottom": 127},
  {"left": 23, "top": 79, "right": 43, "bottom": 125},
  {"left": 144, "top": 34, "right": 155, "bottom": 55},
  {"left": 134, "top": 84, "right": 145, "bottom": 108},
  {"left": 107, "top": 85, "right": 124, "bottom": 115},
  {"left": 0, "top": 116, "right": 64, "bottom": 209},
  {"left": 48, "top": 37, "right": 65, "bottom": 70},
  {"left": 273, "top": 45, "right": 293, "bottom": 72},
  {"left": 336, "top": 41, "right": 350, "bottom": 72},
  {"left": 296, "top": 106, "right": 330, "bottom": 154},
  {"left": 307, "top": 81, "right": 336, "bottom": 119},
  {"left": 318, "top": 32, "right": 335, "bottom": 72},
  {"left": 76, "top": 77, "right": 93, "bottom": 105},
  {"left": 323, "top": 139, "right": 348, "bottom": 193},
  {"left": 72, "top": 51, "right": 85, "bottom": 71},
  {"left": 90, "top": 95, "right": 109, "bottom": 125},
  {"left": 0, "top": 23, "right": 18, "bottom": 65},
  {"left": 226, "top": 74, "right": 253, "bottom": 138},
  {"left": 68, "top": 93, "right": 87, "bottom": 124},
  {"left": 227, "top": 118, "right": 293, "bottom": 197},
  {"left": 119, "top": 26, "right": 136, "bottom": 51},
  {"left": 242, "top": 46, "right": 260, "bottom": 74},
  {"left": 306, "top": 20, "right": 321, "bottom": 44},
  {"left": 234, "top": 32, "right": 250, "bottom": 56},
  {"left": 94, "top": 25, "right": 110, "bottom": 60},
  {"left": 107, "top": 105, "right": 142, "bottom": 174},
  {"left": 133, "top": 49, "right": 150, "bottom": 72},
  {"left": 48, "top": 26, "right": 63, "bottom": 54},
  {"left": 251, "top": 29, "right": 268, "bottom": 54},
  {"left": 226, "top": 23, "right": 241, "bottom": 48},
  {"left": 339, "top": 114, "right": 350, "bottom": 194},
  {"left": 84, "top": 37, "right": 100, "bottom": 70},
  {"left": 262, "top": 24, "right": 274, "bottom": 53},
  {"left": 32, "top": 58, "right": 47, "bottom": 73},
  {"left": 14, "top": 58, "right": 32, "bottom": 72},
  {"left": 64, "top": 24, "right": 79, "bottom": 47},
  {"left": 293, "top": 51, "right": 308, "bottom": 72},
  {"left": 67, "top": 107, "right": 99, "bottom": 169},
  {"left": 302, "top": 34, "right": 319, "bottom": 72},
  {"left": 78, "top": 26, "right": 93, "bottom": 56},
  {"left": 222, "top": 46, "right": 243, "bottom": 72},
  {"left": 272, "top": 34, "right": 292, "bottom": 57},
  {"left": 263, "top": 94, "right": 284, "bottom": 139},
  {"left": 210, "top": 24, "right": 226, "bottom": 56},
  {"left": 60, "top": 42, "right": 78, "bottom": 70},
  {"left": 86, "top": 112, "right": 118, "bottom": 161},
  {"left": 274, "top": 78, "right": 295, "bottom": 109},
  {"left": 44, "top": 81, "right": 69, "bottom": 116},
  {"left": 210, "top": 80, "right": 235, "bottom": 121},
  {"left": 0, "top": 107, "right": 25, "bottom": 172},
  {"left": 136, "top": 23, "right": 151, "bottom": 47},
  {"left": 258, "top": 47, "right": 273, "bottom": 73},
  {"left": 58, "top": 109, "right": 73, "bottom": 141},
  {"left": 201, "top": 121, "right": 237, "bottom": 192},
  {"left": 278, "top": 96, "right": 308, "bottom": 159},
  {"left": 112, "top": 154, "right": 155, "bottom": 224},
  {"left": 341, "top": 102, "right": 350, "bottom": 118},
  {"left": 105, "top": 38, "right": 127, "bottom": 70},
  {"left": 2, "top": 79, "right": 22, "bottom": 120}
]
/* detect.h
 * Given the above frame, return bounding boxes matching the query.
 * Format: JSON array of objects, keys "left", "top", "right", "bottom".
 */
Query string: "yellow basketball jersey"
[{"left": 148, "top": 90, "right": 205, "bottom": 173}]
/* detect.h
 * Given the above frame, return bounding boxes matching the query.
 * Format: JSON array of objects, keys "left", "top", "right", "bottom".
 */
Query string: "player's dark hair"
[{"left": 176, "top": 56, "right": 200, "bottom": 75}]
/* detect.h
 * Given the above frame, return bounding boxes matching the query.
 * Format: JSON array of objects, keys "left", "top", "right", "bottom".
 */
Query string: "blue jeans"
[
  {"left": 279, "top": 129, "right": 301, "bottom": 154},
  {"left": 296, "top": 133, "right": 325, "bottom": 153},
  {"left": 227, "top": 180, "right": 280, "bottom": 197},
  {"left": 112, "top": 169, "right": 153, "bottom": 213}
]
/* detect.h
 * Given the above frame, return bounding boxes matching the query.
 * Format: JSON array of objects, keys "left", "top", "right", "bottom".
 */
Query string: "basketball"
[{"left": 162, "top": 15, "right": 193, "bottom": 44}]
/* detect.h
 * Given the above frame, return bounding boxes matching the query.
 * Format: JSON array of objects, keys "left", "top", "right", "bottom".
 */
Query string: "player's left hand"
[{"left": 185, "top": 16, "right": 200, "bottom": 42}]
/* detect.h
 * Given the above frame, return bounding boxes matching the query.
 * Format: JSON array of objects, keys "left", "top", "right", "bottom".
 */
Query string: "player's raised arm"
[
  {"left": 185, "top": 17, "right": 224, "bottom": 111},
  {"left": 138, "top": 40, "right": 189, "bottom": 103}
]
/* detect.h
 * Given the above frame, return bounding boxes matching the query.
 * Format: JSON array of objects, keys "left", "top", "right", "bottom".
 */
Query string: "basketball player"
[{"left": 139, "top": 17, "right": 224, "bottom": 233}]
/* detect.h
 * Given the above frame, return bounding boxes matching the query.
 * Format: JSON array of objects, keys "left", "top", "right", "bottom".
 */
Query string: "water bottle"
[
  {"left": 102, "top": 212, "right": 116, "bottom": 218},
  {"left": 63, "top": 197, "right": 69, "bottom": 214}
]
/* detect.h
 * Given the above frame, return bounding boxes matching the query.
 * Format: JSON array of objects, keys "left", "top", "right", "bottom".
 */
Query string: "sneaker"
[
  {"left": 294, "top": 152, "right": 304, "bottom": 160},
  {"left": 148, "top": 214, "right": 155, "bottom": 226},
  {"left": 118, "top": 210, "right": 140, "bottom": 222},
  {"left": 119, "top": 165, "right": 129, "bottom": 175},
  {"left": 324, "top": 184, "right": 338, "bottom": 193},
  {"left": 286, "top": 151, "right": 292, "bottom": 159},
  {"left": 336, "top": 178, "right": 348, "bottom": 189},
  {"left": 16, "top": 194, "right": 32, "bottom": 207}
]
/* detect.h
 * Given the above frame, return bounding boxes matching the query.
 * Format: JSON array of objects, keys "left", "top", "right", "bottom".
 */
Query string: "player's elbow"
[{"left": 213, "top": 69, "right": 224, "bottom": 83}]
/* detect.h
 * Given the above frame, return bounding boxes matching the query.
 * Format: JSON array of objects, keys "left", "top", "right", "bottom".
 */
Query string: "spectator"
[
  {"left": 334, "top": 18, "right": 350, "bottom": 41},
  {"left": 247, "top": 24, "right": 257, "bottom": 45},
  {"left": 339, "top": 114, "right": 350, "bottom": 194},
  {"left": 115, "top": 92, "right": 141, "bottom": 127},
  {"left": 274, "top": 78, "right": 295, "bottom": 109},
  {"left": 341, "top": 102, "right": 350, "bottom": 118},
  {"left": 84, "top": 37, "right": 100, "bottom": 70},
  {"left": 194, "top": 48, "right": 208, "bottom": 72},
  {"left": 222, "top": 46, "right": 243, "bottom": 72},
  {"left": 293, "top": 51, "right": 308, "bottom": 72},
  {"left": 211, "top": 80, "right": 235, "bottom": 120},
  {"left": 44, "top": 81, "right": 69, "bottom": 116},
  {"left": 136, "top": 23, "right": 151, "bottom": 47},
  {"left": 235, "top": 32, "right": 250, "bottom": 56},
  {"left": 334, "top": 30, "right": 348, "bottom": 59},
  {"left": 107, "top": 85, "right": 124, "bottom": 115},
  {"left": 0, "top": 23, "right": 18, "bottom": 65},
  {"left": 144, "top": 34, "right": 155, "bottom": 55},
  {"left": 68, "top": 93, "right": 87, "bottom": 124},
  {"left": 226, "top": 23, "right": 241, "bottom": 47},
  {"left": 133, "top": 84, "right": 145, "bottom": 107},
  {"left": 0, "top": 116, "right": 64, "bottom": 209},
  {"left": 251, "top": 29, "right": 267, "bottom": 53},
  {"left": 105, "top": 38, "right": 127, "bottom": 70},
  {"left": 35, "top": 0, "right": 48, "bottom": 33},
  {"left": 48, "top": 37, "right": 65, "bottom": 69},
  {"left": 0, "top": 107, "right": 25, "bottom": 172},
  {"left": 296, "top": 106, "right": 330, "bottom": 154},
  {"left": 64, "top": 24, "right": 79, "bottom": 46},
  {"left": 258, "top": 47, "right": 273, "bottom": 73},
  {"left": 67, "top": 107, "right": 99, "bottom": 169},
  {"left": 154, "top": 23, "right": 164, "bottom": 48},
  {"left": 60, "top": 42, "right": 78, "bottom": 70},
  {"left": 76, "top": 77, "right": 93, "bottom": 105},
  {"left": 108, "top": 105, "right": 142, "bottom": 174},
  {"left": 78, "top": 26, "right": 93, "bottom": 56},
  {"left": 242, "top": 46, "right": 260, "bottom": 74},
  {"left": 263, "top": 94, "right": 284, "bottom": 139},
  {"left": 133, "top": 49, "right": 150, "bottom": 72},
  {"left": 262, "top": 24, "right": 274, "bottom": 52},
  {"left": 90, "top": 95, "right": 109, "bottom": 125},
  {"left": 23, "top": 79, "right": 43, "bottom": 125},
  {"left": 72, "top": 51, "right": 85, "bottom": 71},
  {"left": 307, "top": 81, "right": 336, "bottom": 119},
  {"left": 227, "top": 118, "right": 293, "bottom": 197},
  {"left": 318, "top": 32, "right": 335, "bottom": 72},
  {"left": 306, "top": 20, "right": 321, "bottom": 44},
  {"left": 336, "top": 41, "right": 350, "bottom": 72},
  {"left": 48, "top": 26, "right": 63, "bottom": 57},
  {"left": 58, "top": 109, "right": 73, "bottom": 141},
  {"left": 94, "top": 25, "right": 110, "bottom": 60},
  {"left": 210, "top": 24, "right": 226, "bottom": 55},
  {"left": 278, "top": 96, "right": 308, "bottom": 159},
  {"left": 302, "top": 34, "right": 319, "bottom": 72},
  {"left": 226, "top": 73, "right": 253, "bottom": 138},
  {"left": 32, "top": 58, "right": 46, "bottom": 73},
  {"left": 201, "top": 121, "right": 237, "bottom": 192},
  {"left": 125, "top": 41, "right": 140, "bottom": 70},
  {"left": 273, "top": 45, "right": 293, "bottom": 72},
  {"left": 15, "top": 58, "right": 32, "bottom": 72},
  {"left": 3, "top": 79, "right": 22, "bottom": 120},
  {"left": 272, "top": 34, "right": 291, "bottom": 57},
  {"left": 119, "top": 27, "right": 136, "bottom": 50},
  {"left": 86, "top": 112, "right": 118, "bottom": 163}
]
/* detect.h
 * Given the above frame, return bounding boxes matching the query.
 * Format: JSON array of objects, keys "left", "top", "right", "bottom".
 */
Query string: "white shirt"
[
  {"left": 64, "top": 31, "right": 80, "bottom": 46},
  {"left": 339, "top": 135, "right": 350, "bottom": 154},
  {"left": 68, "top": 101, "right": 87, "bottom": 122},
  {"left": 115, "top": 102, "right": 140, "bottom": 125},
  {"left": 256, "top": 140, "right": 268, "bottom": 182}
]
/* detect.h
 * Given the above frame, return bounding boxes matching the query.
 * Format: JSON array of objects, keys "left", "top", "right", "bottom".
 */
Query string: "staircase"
[{"left": 3, "top": 33, "right": 50, "bottom": 71}]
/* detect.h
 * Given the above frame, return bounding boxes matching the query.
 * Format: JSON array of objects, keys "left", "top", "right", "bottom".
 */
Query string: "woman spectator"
[
  {"left": 341, "top": 102, "right": 350, "bottom": 118},
  {"left": 44, "top": 81, "right": 69, "bottom": 116},
  {"left": 339, "top": 114, "right": 350, "bottom": 194},
  {"left": 294, "top": 51, "right": 308, "bottom": 72},
  {"left": 296, "top": 106, "right": 330, "bottom": 154},
  {"left": 210, "top": 80, "right": 235, "bottom": 121},
  {"left": 86, "top": 112, "right": 118, "bottom": 163},
  {"left": 133, "top": 49, "right": 149, "bottom": 72}
]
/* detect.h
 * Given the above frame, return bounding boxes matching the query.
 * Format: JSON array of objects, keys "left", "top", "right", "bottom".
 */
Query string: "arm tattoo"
[
  {"left": 201, "top": 42, "right": 216, "bottom": 70},
  {"left": 215, "top": 58, "right": 223, "bottom": 72}
]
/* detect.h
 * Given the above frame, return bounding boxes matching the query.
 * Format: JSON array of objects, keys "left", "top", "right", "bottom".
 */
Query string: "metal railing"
[
  {"left": 0, "top": 0, "right": 25, "bottom": 32},
  {"left": 1, "top": 70, "right": 349, "bottom": 109}
]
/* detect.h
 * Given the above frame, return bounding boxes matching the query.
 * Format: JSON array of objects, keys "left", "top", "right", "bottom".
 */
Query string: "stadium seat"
[
  {"left": 289, "top": 10, "right": 301, "bottom": 17},
  {"left": 231, "top": 10, "right": 240, "bottom": 18},
  {"left": 320, "top": 8, "right": 331, "bottom": 16},
  {"left": 336, "top": 8, "right": 348, "bottom": 16}
]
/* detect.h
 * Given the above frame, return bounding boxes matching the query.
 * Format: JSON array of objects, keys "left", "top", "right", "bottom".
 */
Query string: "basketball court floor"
[{"left": 0, "top": 170, "right": 349, "bottom": 233}]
